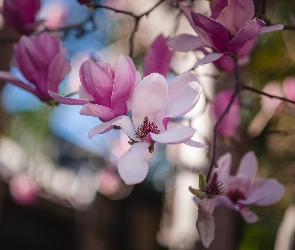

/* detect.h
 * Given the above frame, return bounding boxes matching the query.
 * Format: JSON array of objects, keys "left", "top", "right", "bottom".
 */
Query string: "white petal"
[
  {"left": 131, "top": 73, "right": 168, "bottom": 128},
  {"left": 88, "top": 116, "right": 122, "bottom": 138},
  {"left": 165, "top": 81, "right": 201, "bottom": 118},
  {"left": 118, "top": 142, "right": 150, "bottom": 185},
  {"left": 150, "top": 124, "right": 195, "bottom": 144}
]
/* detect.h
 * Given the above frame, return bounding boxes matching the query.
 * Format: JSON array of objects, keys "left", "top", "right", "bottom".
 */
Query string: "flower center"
[
  {"left": 226, "top": 188, "right": 246, "bottom": 204},
  {"left": 135, "top": 116, "right": 160, "bottom": 141},
  {"left": 202, "top": 172, "right": 225, "bottom": 198}
]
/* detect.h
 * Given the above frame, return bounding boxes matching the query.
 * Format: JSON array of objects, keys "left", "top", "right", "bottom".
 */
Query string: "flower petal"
[
  {"left": 191, "top": 12, "right": 229, "bottom": 52},
  {"left": 150, "top": 124, "right": 195, "bottom": 144},
  {"left": 131, "top": 73, "right": 168, "bottom": 128},
  {"left": 241, "top": 178, "right": 284, "bottom": 206},
  {"left": 215, "top": 153, "right": 232, "bottom": 182},
  {"left": 240, "top": 207, "right": 258, "bottom": 223},
  {"left": 167, "top": 34, "right": 207, "bottom": 52},
  {"left": 228, "top": 18, "right": 264, "bottom": 53},
  {"left": 197, "top": 198, "right": 215, "bottom": 248},
  {"left": 117, "top": 142, "right": 150, "bottom": 185},
  {"left": 48, "top": 91, "right": 89, "bottom": 105},
  {"left": 144, "top": 34, "right": 174, "bottom": 76},
  {"left": 79, "top": 59, "right": 113, "bottom": 106},
  {"left": 216, "top": 0, "right": 254, "bottom": 35},
  {"left": 88, "top": 116, "right": 122, "bottom": 138},
  {"left": 184, "top": 139, "right": 207, "bottom": 148},
  {"left": 112, "top": 55, "right": 136, "bottom": 116},
  {"left": 80, "top": 103, "right": 115, "bottom": 122},
  {"left": 259, "top": 24, "right": 284, "bottom": 34},
  {"left": 165, "top": 81, "right": 201, "bottom": 118},
  {"left": 236, "top": 151, "right": 257, "bottom": 181},
  {"left": 194, "top": 53, "right": 224, "bottom": 68},
  {"left": 0, "top": 71, "right": 34, "bottom": 94}
]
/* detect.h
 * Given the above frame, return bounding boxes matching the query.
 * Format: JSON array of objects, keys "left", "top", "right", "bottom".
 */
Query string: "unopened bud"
[
  {"left": 199, "top": 172, "right": 206, "bottom": 189},
  {"left": 189, "top": 186, "right": 206, "bottom": 199}
]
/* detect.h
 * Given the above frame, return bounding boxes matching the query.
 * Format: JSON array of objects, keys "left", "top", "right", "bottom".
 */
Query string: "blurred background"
[{"left": 0, "top": 0, "right": 294, "bottom": 249}]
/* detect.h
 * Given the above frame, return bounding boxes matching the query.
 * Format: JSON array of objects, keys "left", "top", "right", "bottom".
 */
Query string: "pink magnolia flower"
[
  {"left": 2, "top": 0, "right": 41, "bottom": 35},
  {"left": 0, "top": 32, "right": 71, "bottom": 103},
  {"left": 88, "top": 72, "right": 205, "bottom": 185},
  {"left": 283, "top": 77, "right": 295, "bottom": 106},
  {"left": 143, "top": 34, "right": 174, "bottom": 77},
  {"left": 193, "top": 151, "right": 284, "bottom": 247},
  {"left": 168, "top": 0, "right": 284, "bottom": 71},
  {"left": 50, "top": 55, "right": 137, "bottom": 122},
  {"left": 210, "top": 91, "right": 240, "bottom": 137}
]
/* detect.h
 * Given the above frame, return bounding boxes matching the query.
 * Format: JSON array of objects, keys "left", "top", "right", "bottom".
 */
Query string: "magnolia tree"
[{"left": 0, "top": 0, "right": 294, "bottom": 248}]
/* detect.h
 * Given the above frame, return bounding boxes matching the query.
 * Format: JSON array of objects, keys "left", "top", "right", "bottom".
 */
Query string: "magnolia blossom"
[
  {"left": 210, "top": 91, "right": 240, "bottom": 137},
  {"left": 143, "top": 34, "right": 174, "bottom": 77},
  {"left": 88, "top": 72, "right": 205, "bottom": 185},
  {"left": 0, "top": 32, "right": 70, "bottom": 102},
  {"left": 50, "top": 55, "right": 137, "bottom": 122},
  {"left": 192, "top": 151, "right": 284, "bottom": 247},
  {"left": 2, "top": 0, "right": 41, "bottom": 35},
  {"left": 168, "top": 0, "right": 284, "bottom": 71}
]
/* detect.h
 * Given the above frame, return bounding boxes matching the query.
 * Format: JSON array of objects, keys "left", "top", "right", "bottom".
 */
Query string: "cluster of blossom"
[{"left": 0, "top": 0, "right": 289, "bottom": 248}]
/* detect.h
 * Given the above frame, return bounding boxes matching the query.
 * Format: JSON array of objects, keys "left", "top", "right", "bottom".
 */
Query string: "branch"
[
  {"left": 93, "top": 0, "right": 165, "bottom": 57},
  {"left": 242, "top": 84, "right": 295, "bottom": 105}
]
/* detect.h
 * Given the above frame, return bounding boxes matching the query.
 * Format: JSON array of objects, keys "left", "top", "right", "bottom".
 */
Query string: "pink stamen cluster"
[{"left": 135, "top": 116, "right": 160, "bottom": 141}]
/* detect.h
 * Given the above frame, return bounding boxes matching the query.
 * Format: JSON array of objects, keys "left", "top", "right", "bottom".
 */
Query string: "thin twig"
[{"left": 242, "top": 85, "right": 295, "bottom": 105}]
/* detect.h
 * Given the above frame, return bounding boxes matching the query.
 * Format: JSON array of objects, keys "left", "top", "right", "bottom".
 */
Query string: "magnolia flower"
[
  {"left": 0, "top": 32, "right": 71, "bottom": 103},
  {"left": 143, "top": 34, "right": 174, "bottom": 77},
  {"left": 50, "top": 55, "right": 137, "bottom": 122},
  {"left": 168, "top": 0, "right": 284, "bottom": 71},
  {"left": 210, "top": 91, "right": 240, "bottom": 137},
  {"left": 88, "top": 72, "right": 205, "bottom": 185},
  {"left": 2, "top": 0, "right": 41, "bottom": 35},
  {"left": 192, "top": 151, "right": 284, "bottom": 247}
]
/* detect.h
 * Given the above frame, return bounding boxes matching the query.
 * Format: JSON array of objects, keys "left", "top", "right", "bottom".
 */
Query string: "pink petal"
[
  {"left": 191, "top": 13, "right": 229, "bottom": 52},
  {"left": 46, "top": 48, "right": 71, "bottom": 93},
  {"left": 131, "top": 73, "right": 168, "bottom": 128},
  {"left": 241, "top": 179, "right": 284, "bottom": 206},
  {"left": 210, "top": 91, "right": 240, "bottom": 137},
  {"left": 236, "top": 151, "right": 257, "bottom": 180},
  {"left": 0, "top": 71, "right": 34, "bottom": 94},
  {"left": 167, "top": 34, "right": 207, "bottom": 52},
  {"left": 215, "top": 195, "right": 235, "bottom": 209},
  {"left": 213, "top": 54, "right": 235, "bottom": 72},
  {"left": 240, "top": 207, "right": 258, "bottom": 223},
  {"left": 48, "top": 91, "right": 89, "bottom": 105},
  {"left": 184, "top": 139, "right": 207, "bottom": 148},
  {"left": 259, "top": 24, "right": 284, "bottom": 34},
  {"left": 210, "top": 0, "right": 228, "bottom": 19},
  {"left": 216, "top": 0, "right": 254, "bottom": 35},
  {"left": 79, "top": 59, "right": 113, "bottom": 107},
  {"left": 165, "top": 80, "right": 201, "bottom": 118},
  {"left": 79, "top": 103, "right": 115, "bottom": 122},
  {"left": 111, "top": 115, "right": 137, "bottom": 140},
  {"left": 150, "top": 124, "right": 195, "bottom": 144},
  {"left": 143, "top": 34, "right": 174, "bottom": 76},
  {"left": 117, "top": 142, "right": 150, "bottom": 185},
  {"left": 283, "top": 77, "right": 295, "bottom": 102},
  {"left": 197, "top": 198, "right": 215, "bottom": 248},
  {"left": 181, "top": 7, "right": 213, "bottom": 47},
  {"left": 112, "top": 55, "right": 136, "bottom": 116},
  {"left": 228, "top": 18, "right": 264, "bottom": 53},
  {"left": 215, "top": 153, "right": 232, "bottom": 182},
  {"left": 194, "top": 53, "right": 224, "bottom": 68}
]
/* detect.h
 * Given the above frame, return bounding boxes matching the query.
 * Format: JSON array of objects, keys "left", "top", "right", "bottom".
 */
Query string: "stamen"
[
  {"left": 135, "top": 116, "right": 160, "bottom": 141},
  {"left": 202, "top": 172, "right": 225, "bottom": 198}
]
